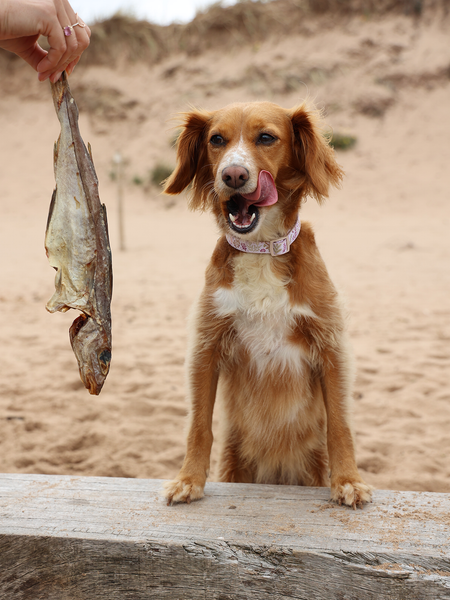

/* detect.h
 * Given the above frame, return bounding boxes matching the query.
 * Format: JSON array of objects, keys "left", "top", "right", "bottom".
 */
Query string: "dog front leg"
[
  {"left": 320, "top": 354, "right": 373, "bottom": 509},
  {"left": 163, "top": 343, "right": 220, "bottom": 505}
]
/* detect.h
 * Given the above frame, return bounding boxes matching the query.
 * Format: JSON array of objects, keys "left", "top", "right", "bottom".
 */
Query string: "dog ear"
[
  {"left": 164, "top": 109, "right": 213, "bottom": 210},
  {"left": 288, "top": 105, "right": 343, "bottom": 203}
]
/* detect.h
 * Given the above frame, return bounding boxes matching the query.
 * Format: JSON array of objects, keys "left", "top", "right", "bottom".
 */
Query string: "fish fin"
[
  {"left": 46, "top": 188, "right": 57, "bottom": 234},
  {"left": 101, "top": 204, "right": 110, "bottom": 242},
  {"left": 102, "top": 204, "right": 113, "bottom": 296}
]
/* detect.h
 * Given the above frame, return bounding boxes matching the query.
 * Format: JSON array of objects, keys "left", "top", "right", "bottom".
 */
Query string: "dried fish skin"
[
  {"left": 46, "top": 73, "right": 112, "bottom": 395},
  {"left": 45, "top": 146, "right": 97, "bottom": 314}
]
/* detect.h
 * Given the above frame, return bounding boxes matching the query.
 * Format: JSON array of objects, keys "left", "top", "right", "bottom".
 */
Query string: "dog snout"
[{"left": 222, "top": 165, "right": 249, "bottom": 189}]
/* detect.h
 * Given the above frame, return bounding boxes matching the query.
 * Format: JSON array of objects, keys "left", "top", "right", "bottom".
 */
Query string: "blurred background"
[
  {"left": 0, "top": 0, "right": 449, "bottom": 493},
  {"left": 74, "top": 0, "right": 234, "bottom": 26}
]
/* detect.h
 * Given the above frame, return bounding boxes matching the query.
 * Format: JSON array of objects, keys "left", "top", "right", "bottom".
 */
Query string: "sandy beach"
[{"left": 0, "top": 5, "right": 449, "bottom": 493}]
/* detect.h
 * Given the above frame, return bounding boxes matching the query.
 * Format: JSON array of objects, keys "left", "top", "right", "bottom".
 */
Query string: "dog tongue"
[{"left": 241, "top": 170, "right": 278, "bottom": 207}]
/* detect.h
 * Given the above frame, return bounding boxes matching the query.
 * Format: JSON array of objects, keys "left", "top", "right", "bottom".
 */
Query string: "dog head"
[{"left": 164, "top": 102, "right": 343, "bottom": 239}]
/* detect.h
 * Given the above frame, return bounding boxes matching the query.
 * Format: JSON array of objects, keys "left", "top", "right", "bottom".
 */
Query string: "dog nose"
[{"left": 222, "top": 165, "right": 249, "bottom": 189}]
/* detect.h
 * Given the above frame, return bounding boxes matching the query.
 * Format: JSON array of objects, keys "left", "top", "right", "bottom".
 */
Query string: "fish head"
[{"left": 69, "top": 314, "right": 111, "bottom": 395}]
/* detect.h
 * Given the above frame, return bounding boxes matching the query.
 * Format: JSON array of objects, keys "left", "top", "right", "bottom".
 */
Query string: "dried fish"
[{"left": 45, "top": 72, "right": 112, "bottom": 395}]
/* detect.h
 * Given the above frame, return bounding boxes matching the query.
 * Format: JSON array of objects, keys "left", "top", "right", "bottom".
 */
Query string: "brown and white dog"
[{"left": 163, "top": 101, "right": 372, "bottom": 508}]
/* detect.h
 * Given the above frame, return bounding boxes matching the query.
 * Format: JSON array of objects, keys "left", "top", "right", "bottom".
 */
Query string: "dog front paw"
[
  {"left": 331, "top": 478, "right": 373, "bottom": 509},
  {"left": 163, "top": 473, "right": 206, "bottom": 506}
]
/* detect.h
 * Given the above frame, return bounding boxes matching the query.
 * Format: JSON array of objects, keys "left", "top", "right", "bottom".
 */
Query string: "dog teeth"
[{"left": 229, "top": 213, "right": 256, "bottom": 226}]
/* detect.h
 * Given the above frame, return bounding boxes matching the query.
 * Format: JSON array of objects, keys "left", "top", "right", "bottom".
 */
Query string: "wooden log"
[{"left": 0, "top": 474, "right": 449, "bottom": 599}]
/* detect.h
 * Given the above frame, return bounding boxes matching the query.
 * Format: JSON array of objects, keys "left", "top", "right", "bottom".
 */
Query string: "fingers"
[
  {"left": 37, "top": 2, "right": 90, "bottom": 82},
  {"left": 0, "top": 0, "right": 91, "bottom": 81},
  {"left": 65, "top": 56, "right": 80, "bottom": 77},
  {"left": 37, "top": 23, "right": 90, "bottom": 81}
]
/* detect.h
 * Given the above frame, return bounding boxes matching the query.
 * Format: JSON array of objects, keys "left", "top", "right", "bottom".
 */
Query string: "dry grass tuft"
[
  {"left": 329, "top": 131, "right": 357, "bottom": 150},
  {"left": 150, "top": 164, "right": 175, "bottom": 187},
  {"left": 83, "top": 14, "right": 169, "bottom": 65}
]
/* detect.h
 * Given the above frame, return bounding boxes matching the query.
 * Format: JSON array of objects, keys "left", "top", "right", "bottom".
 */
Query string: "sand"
[{"left": 0, "top": 11, "right": 449, "bottom": 493}]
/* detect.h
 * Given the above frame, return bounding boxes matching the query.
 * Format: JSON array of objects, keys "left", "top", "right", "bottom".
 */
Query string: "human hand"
[{"left": 0, "top": 0, "right": 91, "bottom": 82}]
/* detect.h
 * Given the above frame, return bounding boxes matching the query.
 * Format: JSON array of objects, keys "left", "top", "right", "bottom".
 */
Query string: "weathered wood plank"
[{"left": 0, "top": 474, "right": 449, "bottom": 599}]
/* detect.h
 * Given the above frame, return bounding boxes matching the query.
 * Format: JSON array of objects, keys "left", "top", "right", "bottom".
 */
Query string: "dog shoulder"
[
  {"left": 294, "top": 221, "right": 323, "bottom": 266},
  {"left": 192, "top": 237, "right": 237, "bottom": 336},
  {"left": 289, "top": 221, "right": 340, "bottom": 307},
  {"left": 288, "top": 221, "right": 349, "bottom": 350}
]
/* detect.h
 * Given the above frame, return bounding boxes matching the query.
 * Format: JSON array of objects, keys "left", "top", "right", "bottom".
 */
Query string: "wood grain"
[{"left": 0, "top": 474, "right": 449, "bottom": 599}]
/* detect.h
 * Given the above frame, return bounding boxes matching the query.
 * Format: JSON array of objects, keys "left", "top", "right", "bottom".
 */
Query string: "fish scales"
[{"left": 46, "top": 73, "right": 112, "bottom": 395}]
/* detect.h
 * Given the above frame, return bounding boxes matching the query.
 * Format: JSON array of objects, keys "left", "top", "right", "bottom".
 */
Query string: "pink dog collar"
[{"left": 226, "top": 218, "right": 301, "bottom": 257}]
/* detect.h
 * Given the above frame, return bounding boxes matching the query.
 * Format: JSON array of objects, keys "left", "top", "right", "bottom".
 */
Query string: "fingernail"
[{"left": 51, "top": 72, "right": 63, "bottom": 83}]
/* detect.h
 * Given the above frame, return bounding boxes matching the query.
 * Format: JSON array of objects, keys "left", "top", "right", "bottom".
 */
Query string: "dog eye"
[
  {"left": 210, "top": 134, "right": 226, "bottom": 146},
  {"left": 257, "top": 133, "right": 277, "bottom": 145}
]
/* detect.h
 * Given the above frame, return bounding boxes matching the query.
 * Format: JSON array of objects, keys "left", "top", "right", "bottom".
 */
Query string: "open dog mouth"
[
  {"left": 227, "top": 197, "right": 260, "bottom": 233},
  {"left": 224, "top": 170, "right": 278, "bottom": 235}
]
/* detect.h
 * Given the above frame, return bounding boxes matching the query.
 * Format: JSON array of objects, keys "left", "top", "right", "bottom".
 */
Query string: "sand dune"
[{"left": 0, "top": 7, "right": 449, "bottom": 493}]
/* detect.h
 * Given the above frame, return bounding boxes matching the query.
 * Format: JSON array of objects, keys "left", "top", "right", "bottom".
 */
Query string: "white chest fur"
[{"left": 213, "top": 254, "right": 316, "bottom": 374}]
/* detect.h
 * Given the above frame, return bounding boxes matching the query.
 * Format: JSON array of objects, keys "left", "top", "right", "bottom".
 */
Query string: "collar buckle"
[{"left": 269, "top": 236, "right": 290, "bottom": 256}]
